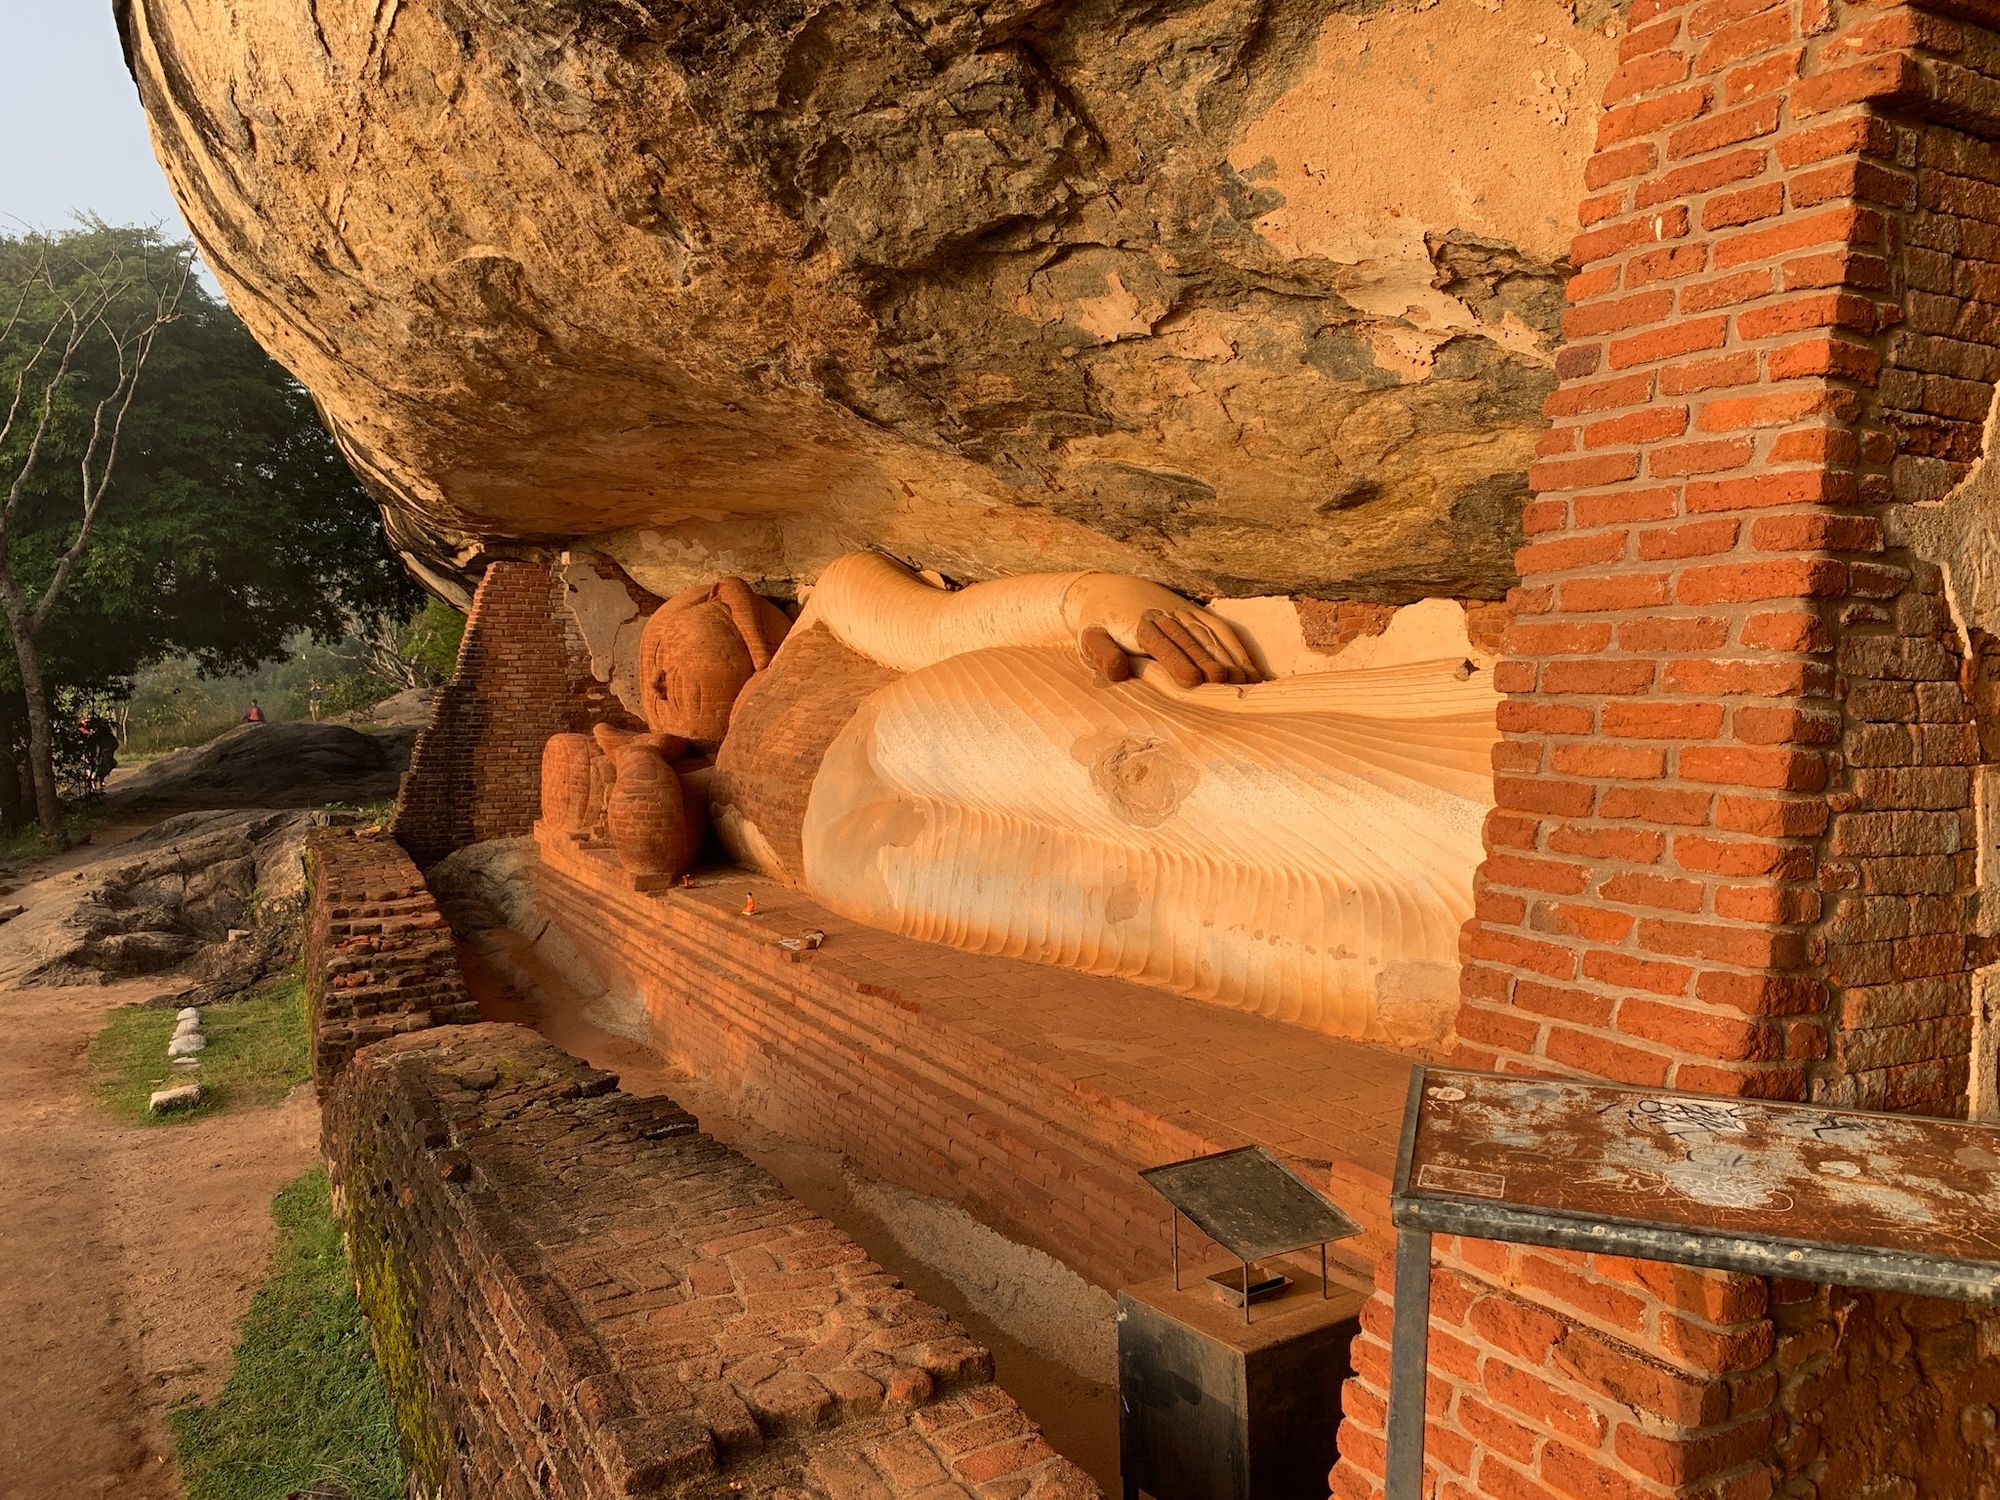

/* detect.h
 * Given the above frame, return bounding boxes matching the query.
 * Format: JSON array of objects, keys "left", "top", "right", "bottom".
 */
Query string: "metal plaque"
[
  {"left": 1394, "top": 1068, "right": 2000, "bottom": 1299},
  {"left": 1141, "top": 1145, "right": 1361, "bottom": 1264}
]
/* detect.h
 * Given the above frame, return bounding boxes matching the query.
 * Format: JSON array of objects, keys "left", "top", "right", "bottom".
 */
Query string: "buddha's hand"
[{"left": 1062, "top": 574, "right": 1262, "bottom": 688}]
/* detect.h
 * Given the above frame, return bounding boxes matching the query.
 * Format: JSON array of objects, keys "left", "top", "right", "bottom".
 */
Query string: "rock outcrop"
[
  {"left": 121, "top": 0, "right": 1616, "bottom": 603},
  {"left": 108, "top": 722, "right": 411, "bottom": 809},
  {"left": 0, "top": 809, "right": 311, "bottom": 988}
]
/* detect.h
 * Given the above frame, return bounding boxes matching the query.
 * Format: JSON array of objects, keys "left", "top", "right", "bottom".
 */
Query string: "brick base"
[
  {"left": 307, "top": 823, "right": 1100, "bottom": 1497},
  {"left": 326, "top": 1023, "right": 1101, "bottom": 1499},
  {"left": 530, "top": 825, "right": 1417, "bottom": 1290},
  {"left": 304, "top": 829, "right": 479, "bottom": 1086}
]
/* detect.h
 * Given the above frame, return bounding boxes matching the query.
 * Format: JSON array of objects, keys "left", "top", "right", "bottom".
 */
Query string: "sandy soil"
[
  {"left": 0, "top": 822, "right": 318, "bottom": 1499},
  {"left": 458, "top": 931, "right": 1126, "bottom": 1491}
]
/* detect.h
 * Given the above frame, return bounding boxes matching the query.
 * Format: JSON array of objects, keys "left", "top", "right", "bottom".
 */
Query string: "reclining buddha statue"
[{"left": 559, "top": 553, "right": 1500, "bottom": 1045}]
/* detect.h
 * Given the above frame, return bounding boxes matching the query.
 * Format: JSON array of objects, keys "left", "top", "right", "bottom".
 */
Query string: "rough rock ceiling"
[{"left": 119, "top": 0, "right": 1617, "bottom": 601}]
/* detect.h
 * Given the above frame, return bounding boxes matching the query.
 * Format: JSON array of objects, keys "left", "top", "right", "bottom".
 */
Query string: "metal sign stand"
[
  {"left": 1167, "top": 1204, "right": 1336, "bottom": 1324},
  {"left": 1123, "top": 1146, "right": 1368, "bottom": 1500},
  {"left": 1385, "top": 1067, "right": 2000, "bottom": 1499},
  {"left": 1143, "top": 1145, "right": 1362, "bottom": 1326}
]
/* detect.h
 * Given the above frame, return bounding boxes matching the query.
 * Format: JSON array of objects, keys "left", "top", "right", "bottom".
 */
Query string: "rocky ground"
[
  {"left": 0, "top": 809, "right": 316, "bottom": 991},
  {"left": 0, "top": 725, "right": 408, "bottom": 1499}
]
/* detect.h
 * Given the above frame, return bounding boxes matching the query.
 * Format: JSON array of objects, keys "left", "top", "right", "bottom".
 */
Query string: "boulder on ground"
[
  {"left": 109, "top": 723, "right": 413, "bottom": 810},
  {"left": 0, "top": 810, "right": 314, "bottom": 989},
  {"left": 369, "top": 688, "right": 435, "bottom": 728}
]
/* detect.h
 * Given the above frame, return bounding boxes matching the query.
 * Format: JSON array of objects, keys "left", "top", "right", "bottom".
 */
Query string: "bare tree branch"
[
  {"left": 34, "top": 257, "right": 190, "bottom": 632},
  {"left": 0, "top": 231, "right": 195, "bottom": 841}
]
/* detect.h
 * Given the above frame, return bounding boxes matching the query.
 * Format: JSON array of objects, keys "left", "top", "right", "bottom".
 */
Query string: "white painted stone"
[
  {"left": 167, "top": 1032, "right": 207, "bottom": 1057},
  {"left": 177, "top": 1007, "right": 201, "bottom": 1022},
  {"left": 148, "top": 1083, "right": 204, "bottom": 1115}
]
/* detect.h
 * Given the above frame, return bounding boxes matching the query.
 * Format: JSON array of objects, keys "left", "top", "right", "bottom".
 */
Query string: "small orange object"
[{"left": 742, "top": 893, "right": 758, "bottom": 916}]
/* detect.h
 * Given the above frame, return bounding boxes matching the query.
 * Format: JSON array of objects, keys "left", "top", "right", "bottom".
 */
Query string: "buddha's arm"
[{"left": 800, "top": 552, "right": 1259, "bottom": 685}]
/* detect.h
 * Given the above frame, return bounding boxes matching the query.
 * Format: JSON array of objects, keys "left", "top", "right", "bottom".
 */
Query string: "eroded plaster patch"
[{"left": 559, "top": 551, "right": 648, "bottom": 717}]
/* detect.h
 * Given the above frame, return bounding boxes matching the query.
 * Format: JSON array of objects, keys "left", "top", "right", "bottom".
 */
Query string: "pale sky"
[{"left": 0, "top": 2, "right": 194, "bottom": 238}]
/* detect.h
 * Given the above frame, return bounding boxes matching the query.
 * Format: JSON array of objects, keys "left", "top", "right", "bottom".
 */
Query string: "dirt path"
[{"left": 0, "top": 825, "right": 318, "bottom": 1499}]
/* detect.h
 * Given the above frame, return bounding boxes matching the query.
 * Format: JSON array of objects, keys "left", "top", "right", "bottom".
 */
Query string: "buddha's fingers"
[
  {"left": 1183, "top": 612, "right": 1261, "bottom": 682},
  {"left": 1136, "top": 616, "right": 1207, "bottom": 689},
  {"left": 1079, "top": 625, "right": 1132, "bottom": 684},
  {"left": 1177, "top": 615, "right": 1247, "bottom": 683},
  {"left": 1151, "top": 614, "right": 1232, "bottom": 685}
]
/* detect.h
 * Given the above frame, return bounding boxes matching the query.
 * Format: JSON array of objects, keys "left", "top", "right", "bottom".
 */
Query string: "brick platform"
[
  {"left": 326, "top": 1023, "right": 1100, "bottom": 1499},
  {"left": 532, "top": 827, "right": 1419, "bottom": 1291},
  {"left": 304, "top": 828, "right": 480, "bottom": 1085}
]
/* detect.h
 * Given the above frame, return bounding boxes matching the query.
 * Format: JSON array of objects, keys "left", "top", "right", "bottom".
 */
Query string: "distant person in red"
[{"left": 243, "top": 700, "right": 266, "bottom": 724}]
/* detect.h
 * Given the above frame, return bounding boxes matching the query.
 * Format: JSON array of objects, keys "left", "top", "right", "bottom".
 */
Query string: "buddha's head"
[{"left": 639, "top": 579, "right": 791, "bottom": 746}]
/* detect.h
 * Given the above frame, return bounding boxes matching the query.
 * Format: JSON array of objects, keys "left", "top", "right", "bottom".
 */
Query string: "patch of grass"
[
  {"left": 170, "top": 1168, "right": 406, "bottom": 1500},
  {"left": 89, "top": 972, "right": 312, "bottom": 1125},
  {"left": 315, "top": 795, "right": 396, "bottom": 827}
]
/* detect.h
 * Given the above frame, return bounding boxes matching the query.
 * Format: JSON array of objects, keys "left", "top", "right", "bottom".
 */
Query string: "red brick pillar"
[
  {"left": 1333, "top": 4, "right": 2000, "bottom": 1497},
  {"left": 391, "top": 559, "right": 630, "bottom": 867}
]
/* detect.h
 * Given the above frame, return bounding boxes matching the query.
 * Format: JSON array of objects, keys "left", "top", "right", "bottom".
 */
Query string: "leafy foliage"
[
  {"left": 1, "top": 223, "right": 419, "bottom": 690},
  {"left": 118, "top": 597, "right": 464, "bottom": 759},
  {"left": 0, "top": 222, "right": 424, "bottom": 826},
  {"left": 403, "top": 598, "right": 468, "bottom": 680}
]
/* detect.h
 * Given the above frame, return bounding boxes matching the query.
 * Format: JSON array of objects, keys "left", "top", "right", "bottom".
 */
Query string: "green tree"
[
  {"left": 0, "top": 223, "right": 422, "bottom": 837},
  {"left": 0, "top": 224, "right": 187, "bottom": 838}
]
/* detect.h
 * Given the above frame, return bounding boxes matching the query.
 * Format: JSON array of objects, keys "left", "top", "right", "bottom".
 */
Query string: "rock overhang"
[{"left": 118, "top": 0, "right": 1619, "bottom": 602}]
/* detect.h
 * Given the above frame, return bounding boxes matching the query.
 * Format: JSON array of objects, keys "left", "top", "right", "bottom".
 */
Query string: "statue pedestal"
[
  {"left": 530, "top": 824, "right": 1417, "bottom": 1291},
  {"left": 532, "top": 822, "right": 678, "bottom": 893}
]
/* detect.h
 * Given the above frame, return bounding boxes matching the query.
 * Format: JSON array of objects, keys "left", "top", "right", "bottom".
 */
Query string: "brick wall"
[
  {"left": 526, "top": 826, "right": 1453, "bottom": 1291},
  {"left": 1333, "top": 4, "right": 2000, "bottom": 1498},
  {"left": 323, "top": 1022, "right": 1101, "bottom": 1500},
  {"left": 392, "top": 559, "right": 640, "bottom": 869},
  {"left": 304, "top": 828, "right": 479, "bottom": 1086}
]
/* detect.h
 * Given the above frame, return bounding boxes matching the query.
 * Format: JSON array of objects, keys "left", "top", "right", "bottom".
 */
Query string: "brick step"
[
  {"left": 646, "top": 888, "right": 1409, "bottom": 1185},
  {"left": 655, "top": 928, "right": 1165, "bottom": 1276},
  {"left": 582, "top": 892, "right": 1169, "bottom": 1201},
  {"left": 661, "top": 920, "right": 1175, "bottom": 1197},
  {"left": 648, "top": 899, "right": 1223, "bottom": 1177},
  {"left": 534, "top": 870, "right": 1326, "bottom": 1283},
  {"left": 527, "top": 876, "right": 1162, "bottom": 1278}
]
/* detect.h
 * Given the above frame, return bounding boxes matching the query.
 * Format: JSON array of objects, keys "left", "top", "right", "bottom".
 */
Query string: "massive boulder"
[
  {"left": 120, "top": 0, "right": 1616, "bottom": 602},
  {"left": 108, "top": 722, "right": 412, "bottom": 809}
]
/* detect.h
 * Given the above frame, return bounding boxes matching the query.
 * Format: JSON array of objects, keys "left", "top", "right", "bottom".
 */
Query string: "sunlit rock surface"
[{"left": 121, "top": 0, "right": 1616, "bottom": 600}]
